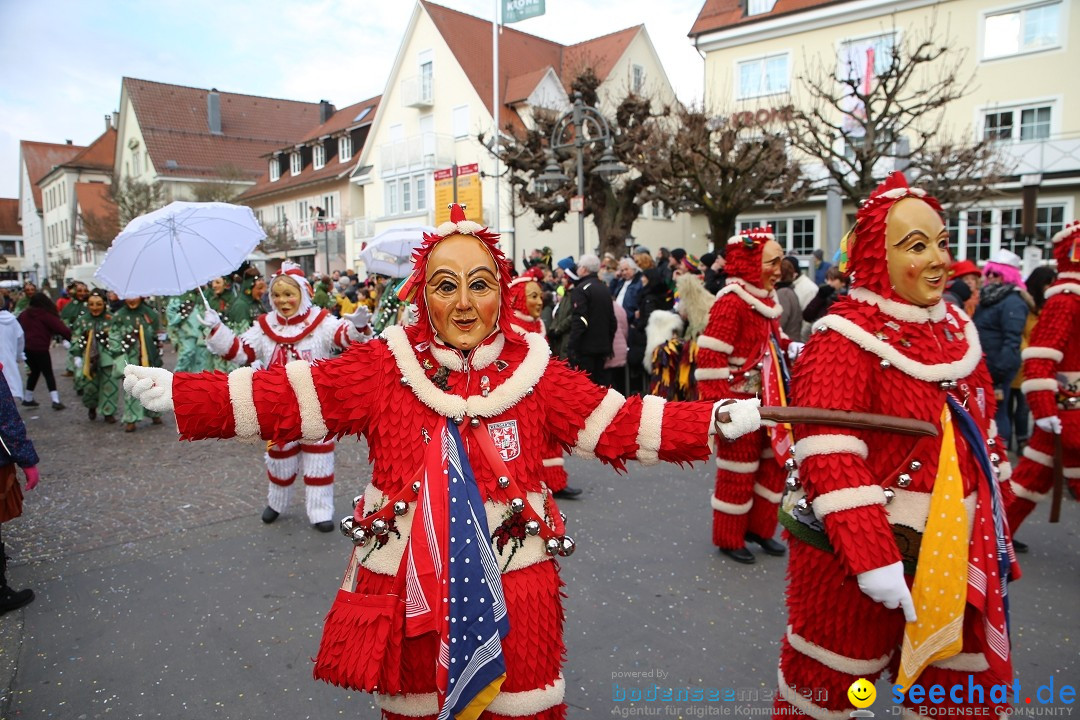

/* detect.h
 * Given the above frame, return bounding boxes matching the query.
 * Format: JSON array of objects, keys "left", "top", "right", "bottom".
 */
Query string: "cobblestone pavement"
[{"left": 0, "top": 345, "right": 1076, "bottom": 719}]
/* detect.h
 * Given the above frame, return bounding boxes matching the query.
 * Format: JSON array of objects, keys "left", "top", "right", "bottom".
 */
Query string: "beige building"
[
  {"left": 0, "top": 199, "right": 26, "bottom": 284},
  {"left": 690, "top": 0, "right": 1079, "bottom": 267},
  {"left": 355, "top": 0, "right": 704, "bottom": 268},
  {"left": 17, "top": 140, "right": 85, "bottom": 286}
]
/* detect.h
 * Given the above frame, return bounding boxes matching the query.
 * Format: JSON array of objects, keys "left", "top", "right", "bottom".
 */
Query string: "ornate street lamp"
[{"left": 535, "top": 92, "right": 628, "bottom": 256}]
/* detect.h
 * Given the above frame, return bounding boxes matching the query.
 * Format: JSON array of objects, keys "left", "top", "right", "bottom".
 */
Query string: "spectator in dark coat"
[
  {"left": 776, "top": 258, "right": 803, "bottom": 341},
  {"left": 973, "top": 249, "right": 1029, "bottom": 444},
  {"left": 17, "top": 293, "right": 71, "bottom": 410},
  {"left": 628, "top": 268, "right": 674, "bottom": 373},
  {"left": 942, "top": 277, "right": 972, "bottom": 309},
  {"left": 812, "top": 248, "right": 833, "bottom": 284},
  {"left": 568, "top": 253, "right": 616, "bottom": 386},
  {"left": 0, "top": 370, "right": 39, "bottom": 614},
  {"left": 609, "top": 257, "right": 643, "bottom": 317},
  {"left": 802, "top": 267, "right": 847, "bottom": 326},
  {"left": 548, "top": 258, "right": 578, "bottom": 359},
  {"left": 700, "top": 252, "right": 726, "bottom": 295}
]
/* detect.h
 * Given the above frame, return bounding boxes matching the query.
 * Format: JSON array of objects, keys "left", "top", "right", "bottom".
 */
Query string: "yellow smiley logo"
[{"left": 848, "top": 678, "right": 876, "bottom": 708}]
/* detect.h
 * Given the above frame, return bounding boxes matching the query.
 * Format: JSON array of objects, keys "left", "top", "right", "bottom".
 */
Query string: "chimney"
[
  {"left": 319, "top": 100, "right": 334, "bottom": 124},
  {"left": 66, "top": 139, "right": 73, "bottom": 145},
  {"left": 208, "top": 89, "right": 222, "bottom": 135},
  {"left": 105, "top": 114, "right": 112, "bottom": 132}
]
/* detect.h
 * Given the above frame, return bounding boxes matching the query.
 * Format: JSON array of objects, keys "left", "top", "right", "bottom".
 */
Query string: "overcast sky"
[{"left": 0, "top": 0, "right": 706, "bottom": 199}]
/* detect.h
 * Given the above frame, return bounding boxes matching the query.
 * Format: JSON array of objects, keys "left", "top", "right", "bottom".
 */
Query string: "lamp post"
[{"left": 536, "top": 92, "right": 627, "bottom": 256}]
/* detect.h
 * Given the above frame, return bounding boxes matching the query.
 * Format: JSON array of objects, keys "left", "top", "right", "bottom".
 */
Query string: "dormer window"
[
  {"left": 269, "top": 158, "right": 280, "bottom": 182},
  {"left": 746, "top": 0, "right": 777, "bottom": 16},
  {"left": 290, "top": 151, "right": 302, "bottom": 176},
  {"left": 339, "top": 136, "right": 353, "bottom": 162},
  {"left": 313, "top": 144, "right": 326, "bottom": 170}
]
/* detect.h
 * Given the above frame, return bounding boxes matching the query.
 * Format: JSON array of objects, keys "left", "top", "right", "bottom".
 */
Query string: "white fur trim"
[
  {"left": 541, "top": 457, "right": 564, "bottom": 467},
  {"left": 1022, "top": 346, "right": 1065, "bottom": 363},
  {"left": 643, "top": 310, "right": 684, "bottom": 373},
  {"left": 694, "top": 367, "right": 731, "bottom": 381},
  {"left": 886, "top": 488, "right": 977, "bottom": 535},
  {"left": 1044, "top": 282, "right": 1080, "bottom": 298},
  {"left": 206, "top": 322, "right": 238, "bottom": 357},
  {"left": 816, "top": 313, "right": 981, "bottom": 383},
  {"left": 1021, "top": 378, "right": 1059, "bottom": 395},
  {"left": 989, "top": 419, "right": 999, "bottom": 438},
  {"left": 811, "top": 486, "right": 886, "bottom": 517},
  {"left": 697, "top": 334, "right": 734, "bottom": 354},
  {"left": 383, "top": 327, "right": 549, "bottom": 420},
  {"left": 849, "top": 287, "right": 946, "bottom": 323},
  {"left": 1057, "top": 271, "right": 1080, "bottom": 280},
  {"left": 786, "top": 625, "right": 892, "bottom": 675},
  {"left": 754, "top": 483, "right": 784, "bottom": 504},
  {"left": 713, "top": 398, "right": 762, "bottom": 440},
  {"left": 793, "top": 434, "right": 869, "bottom": 463},
  {"left": 634, "top": 395, "right": 665, "bottom": 465},
  {"left": 1010, "top": 480, "right": 1048, "bottom": 503},
  {"left": 266, "top": 481, "right": 292, "bottom": 512},
  {"left": 1021, "top": 445, "right": 1053, "bottom": 468},
  {"left": 718, "top": 282, "right": 781, "bottom": 318},
  {"left": 1067, "top": 467, "right": 1080, "bottom": 479},
  {"left": 227, "top": 367, "right": 260, "bottom": 439},
  {"left": 997, "top": 459, "right": 1012, "bottom": 481},
  {"left": 776, "top": 666, "right": 849, "bottom": 720},
  {"left": 725, "top": 276, "right": 772, "bottom": 299},
  {"left": 572, "top": 388, "right": 626, "bottom": 458},
  {"left": 711, "top": 495, "right": 753, "bottom": 515},
  {"left": 715, "top": 457, "right": 760, "bottom": 474},
  {"left": 433, "top": 219, "right": 484, "bottom": 238},
  {"left": 729, "top": 356, "right": 747, "bottom": 366},
  {"left": 284, "top": 360, "right": 329, "bottom": 442},
  {"left": 376, "top": 676, "right": 564, "bottom": 718},
  {"left": 513, "top": 309, "right": 533, "bottom": 322},
  {"left": 470, "top": 332, "right": 505, "bottom": 370},
  {"left": 429, "top": 341, "right": 464, "bottom": 371},
  {"left": 1050, "top": 225, "right": 1080, "bottom": 245},
  {"left": 304, "top": 483, "right": 335, "bottom": 524},
  {"left": 931, "top": 652, "right": 989, "bottom": 673}
]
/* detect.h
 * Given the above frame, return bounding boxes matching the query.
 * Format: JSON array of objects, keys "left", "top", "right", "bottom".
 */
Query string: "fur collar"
[
  {"left": 724, "top": 277, "right": 771, "bottom": 299},
  {"left": 1045, "top": 282, "right": 1080, "bottom": 299},
  {"left": 428, "top": 332, "right": 506, "bottom": 371},
  {"left": 384, "top": 326, "right": 549, "bottom": 419},
  {"left": 1057, "top": 272, "right": 1080, "bottom": 282},
  {"left": 848, "top": 287, "right": 946, "bottom": 323},
  {"left": 717, "top": 282, "right": 781, "bottom": 318}
]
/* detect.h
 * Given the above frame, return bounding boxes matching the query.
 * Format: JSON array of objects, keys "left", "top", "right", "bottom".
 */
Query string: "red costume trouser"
[
  {"left": 712, "top": 427, "right": 785, "bottom": 548},
  {"left": 1006, "top": 411, "right": 1080, "bottom": 532},
  {"left": 774, "top": 538, "right": 1010, "bottom": 719},
  {"left": 360, "top": 560, "right": 566, "bottom": 720},
  {"left": 264, "top": 440, "right": 336, "bottom": 523}
]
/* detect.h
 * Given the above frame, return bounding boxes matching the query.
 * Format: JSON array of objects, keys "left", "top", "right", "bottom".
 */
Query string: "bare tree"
[
  {"left": 191, "top": 164, "right": 252, "bottom": 203},
  {"left": 48, "top": 257, "right": 71, "bottom": 289},
  {"left": 788, "top": 16, "right": 1010, "bottom": 209},
  {"left": 646, "top": 106, "right": 810, "bottom": 251},
  {"left": 111, "top": 175, "right": 167, "bottom": 227},
  {"left": 81, "top": 195, "right": 121, "bottom": 252}
]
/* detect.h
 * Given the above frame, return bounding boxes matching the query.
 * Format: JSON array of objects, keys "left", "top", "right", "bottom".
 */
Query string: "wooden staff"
[
  {"left": 1050, "top": 432, "right": 1064, "bottom": 523},
  {"left": 714, "top": 405, "right": 938, "bottom": 438}
]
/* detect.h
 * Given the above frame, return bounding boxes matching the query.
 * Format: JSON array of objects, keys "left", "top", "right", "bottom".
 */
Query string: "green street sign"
[{"left": 504, "top": 0, "right": 545, "bottom": 24}]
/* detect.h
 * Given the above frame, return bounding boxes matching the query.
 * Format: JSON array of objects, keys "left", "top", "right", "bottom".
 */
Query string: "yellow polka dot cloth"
[{"left": 897, "top": 405, "right": 968, "bottom": 689}]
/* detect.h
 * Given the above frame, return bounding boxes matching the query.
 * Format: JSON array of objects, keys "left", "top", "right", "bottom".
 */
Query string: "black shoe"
[
  {"left": 0, "top": 586, "right": 35, "bottom": 615},
  {"left": 21, "top": 400, "right": 38, "bottom": 408},
  {"left": 261, "top": 506, "right": 280, "bottom": 524},
  {"left": 1012, "top": 539, "right": 1028, "bottom": 554},
  {"left": 720, "top": 546, "right": 756, "bottom": 564},
  {"left": 313, "top": 521, "right": 335, "bottom": 533},
  {"left": 151, "top": 416, "right": 163, "bottom": 425},
  {"left": 553, "top": 487, "right": 583, "bottom": 499},
  {"left": 52, "top": 401, "right": 65, "bottom": 411},
  {"left": 103, "top": 414, "right": 116, "bottom": 424},
  {"left": 746, "top": 532, "right": 787, "bottom": 556},
  {"left": 88, "top": 408, "right": 97, "bottom": 421}
]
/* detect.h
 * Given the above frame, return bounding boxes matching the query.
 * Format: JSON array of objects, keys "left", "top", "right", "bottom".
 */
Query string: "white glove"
[
  {"left": 199, "top": 308, "right": 222, "bottom": 329},
  {"left": 62, "top": 339, "right": 71, "bottom": 349},
  {"left": 122, "top": 365, "right": 174, "bottom": 413},
  {"left": 712, "top": 398, "right": 762, "bottom": 440},
  {"left": 344, "top": 306, "right": 370, "bottom": 329},
  {"left": 787, "top": 342, "right": 805, "bottom": 361},
  {"left": 1035, "top": 416, "right": 1062, "bottom": 435},
  {"left": 73, "top": 357, "right": 83, "bottom": 371},
  {"left": 156, "top": 332, "right": 168, "bottom": 343},
  {"left": 857, "top": 561, "right": 917, "bottom": 622}
]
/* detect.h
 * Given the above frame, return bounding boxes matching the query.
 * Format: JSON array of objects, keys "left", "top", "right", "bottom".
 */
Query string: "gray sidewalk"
[{"left": 0, "top": 345, "right": 1076, "bottom": 718}]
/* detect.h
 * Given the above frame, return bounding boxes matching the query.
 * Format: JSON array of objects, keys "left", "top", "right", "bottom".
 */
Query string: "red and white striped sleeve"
[
  {"left": 695, "top": 294, "right": 742, "bottom": 401},
  {"left": 1020, "top": 293, "right": 1075, "bottom": 420},
  {"left": 205, "top": 323, "right": 257, "bottom": 366}
]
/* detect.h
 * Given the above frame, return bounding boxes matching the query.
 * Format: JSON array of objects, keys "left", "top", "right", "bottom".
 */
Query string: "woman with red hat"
[{"left": 123, "top": 204, "right": 760, "bottom": 720}]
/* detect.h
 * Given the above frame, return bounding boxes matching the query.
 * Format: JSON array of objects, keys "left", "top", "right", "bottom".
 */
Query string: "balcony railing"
[
  {"left": 351, "top": 216, "right": 374, "bottom": 239},
  {"left": 997, "top": 132, "right": 1080, "bottom": 176},
  {"left": 400, "top": 75, "right": 434, "bottom": 108},
  {"left": 378, "top": 133, "right": 455, "bottom": 177},
  {"left": 294, "top": 216, "right": 341, "bottom": 241}
]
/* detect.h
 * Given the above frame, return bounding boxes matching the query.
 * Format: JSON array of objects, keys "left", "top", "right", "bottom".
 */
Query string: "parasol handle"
[{"left": 196, "top": 286, "right": 212, "bottom": 312}]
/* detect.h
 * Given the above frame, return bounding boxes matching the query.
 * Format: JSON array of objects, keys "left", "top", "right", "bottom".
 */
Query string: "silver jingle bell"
[
  {"left": 497, "top": 476, "right": 511, "bottom": 489},
  {"left": 350, "top": 527, "right": 369, "bottom": 546},
  {"left": 883, "top": 488, "right": 895, "bottom": 504},
  {"left": 412, "top": 480, "right": 422, "bottom": 493},
  {"left": 784, "top": 457, "right": 797, "bottom": 472},
  {"left": 897, "top": 473, "right": 912, "bottom": 488},
  {"left": 785, "top": 476, "right": 801, "bottom": 492},
  {"left": 352, "top": 495, "right": 363, "bottom": 509},
  {"left": 524, "top": 520, "right": 541, "bottom": 536},
  {"left": 796, "top": 498, "right": 812, "bottom": 515},
  {"left": 986, "top": 438, "right": 996, "bottom": 447},
  {"left": 510, "top": 498, "right": 526, "bottom": 514},
  {"left": 989, "top": 452, "right": 1001, "bottom": 464},
  {"left": 339, "top": 516, "right": 355, "bottom": 536},
  {"left": 469, "top": 417, "right": 481, "bottom": 428},
  {"left": 815, "top": 325, "right": 828, "bottom": 333},
  {"left": 545, "top": 537, "right": 561, "bottom": 556},
  {"left": 371, "top": 518, "right": 390, "bottom": 536},
  {"left": 452, "top": 416, "right": 463, "bottom": 426},
  {"left": 558, "top": 536, "right": 576, "bottom": 557},
  {"left": 909, "top": 460, "right": 922, "bottom": 471},
  {"left": 880, "top": 360, "right": 891, "bottom": 369},
  {"left": 399, "top": 376, "right": 409, "bottom": 386},
  {"left": 393, "top": 500, "right": 409, "bottom": 516}
]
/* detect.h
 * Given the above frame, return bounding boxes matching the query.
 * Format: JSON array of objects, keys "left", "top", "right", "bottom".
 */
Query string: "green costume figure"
[
  {"left": 227, "top": 272, "right": 264, "bottom": 331},
  {"left": 70, "top": 290, "right": 117, "bottom": 422},
  {"left": 207, "top": 277, "right": 234, "bottom": 373},
  {"left": 61, "top": 282, "right": 90, "bottom": 378},
  {"left": 312, "top": 278, "right": 331, "bottom": 309},
  {"left": 166, "top": 290, "right": 214, "bottom": 373},
  {"left": 106, "top": 297, "right": 163, "bottom": 431}
]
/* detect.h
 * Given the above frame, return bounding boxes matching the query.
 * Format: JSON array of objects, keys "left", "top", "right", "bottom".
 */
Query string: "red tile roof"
[
  {"left": 0, "top": 199, "right": 20, "bottom": 236},
  {"left": 74, "top": 182, "right": 115, "bottom": 221},
  {"left": 62, "top": 128, "right": 117, "bottom": 173},
  {"left": 504, "top": 67, "right": 554, "bottom": 104},
  {"left": 124, "top": 77, "right": 329, "bottom": 181},
  {"left": 20, "top": 140, "right": 84, "bottom": 211},
  {"left": 689, "top": 0, "right": 845, "bottom": 37},
  {"left": 421, "top": 1, "right": 640, "bottom": 131},
  {"left": 237, "top": 97, "right": 381, "bottom": 203}
]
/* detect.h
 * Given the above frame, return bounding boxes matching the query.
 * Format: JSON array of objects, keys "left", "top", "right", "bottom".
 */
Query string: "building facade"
[{"left": 17, "top": 140, "right": 85, "bottom": 287}]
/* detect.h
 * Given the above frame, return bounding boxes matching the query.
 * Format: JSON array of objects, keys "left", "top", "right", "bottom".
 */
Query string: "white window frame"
[
  {"left": 290, "top": 151, "right": 302, "bottom": 176},
  {"left": 269, "top": 158, "right": 280, "bottom": 182},
  {"left": 313, "top": 144, "right": 326, "bottom": 170},
  {"left": 836, "top": 31, "right": 898, "bottom": 84},
  {"left": 415, "top": 175, "right": 427, "bottom": 212},
  {"left": 401, "top": 178, "right": 412, "bottom": 213},
  {"left": 735, "top": 52, "right": 790, "bottom": 101},
  {"left": 339, "top": 136, "right": 353, "bottom": 163},
  {"left": 737, "top": 212, "right": 820, "bottom": 256},
  {"left": 632, "top": 64, "right": 645, "bottom": 93},
  {"left": 385, "top": 180, "right": 398, "bottom": 217},
  {"left": 947, "top": 198, "right": 1073, "bottom": 261},
  {"left": 452, "top": 105, "right": 470, "bottom": 140},
  {"left": 980, "top": 1, "right": 1064, "bottom": 62},
  {"left": 746, "top": 0, "right": 777, "bottom": 16},
  {"left": 977, "top": 97, "right": 1059, "bottom": 143},
  {"left": 132, "top": 150, "right": 141, "bottom": 176},
  {"left": 322, "top": 193, "right": 338, "bottom": 220}
]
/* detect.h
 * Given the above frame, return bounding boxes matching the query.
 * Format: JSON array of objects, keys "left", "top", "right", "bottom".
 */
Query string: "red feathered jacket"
[{"left": 1020, "top": 274, "right": 1080, "bottom": 420}]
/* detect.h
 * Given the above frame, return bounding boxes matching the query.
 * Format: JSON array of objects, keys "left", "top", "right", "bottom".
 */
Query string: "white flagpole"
[{"left": 492, "top": 0, "right": 500, "bottom": 238}]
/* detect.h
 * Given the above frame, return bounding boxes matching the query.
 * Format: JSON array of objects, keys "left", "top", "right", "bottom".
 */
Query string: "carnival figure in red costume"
[
  {"left": 1007, "top": 220, "right": 1080, "bottom": 530},
  {"left": 695, "top": 228, "right": 791, "bottom": 563},
  {"left": 123, "top": 204, "right": 760, "bottom": 720},
  {"left": 774, "top": 174, "right": 1021, "bottom": 719},
  {"left": 198, "top": 261, "right": 373, "bottom": 531}
]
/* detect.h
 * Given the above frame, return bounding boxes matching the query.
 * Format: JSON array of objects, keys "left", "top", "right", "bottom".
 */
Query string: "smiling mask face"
[
  {"left": 885, "top": 198, "right": 951, "bottom": 307},
  {"left": 424, "top": 234, "right": 501, "bottom": 352}
]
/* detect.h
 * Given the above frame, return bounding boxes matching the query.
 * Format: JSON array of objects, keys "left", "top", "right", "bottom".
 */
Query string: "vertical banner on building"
[
  {"left": 434, "top": 164, "right": 484, "bottom": 226},
  {"left": 503, "top": 0, "right": 544, "bottom": 24}
]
